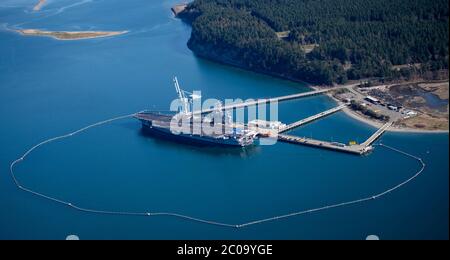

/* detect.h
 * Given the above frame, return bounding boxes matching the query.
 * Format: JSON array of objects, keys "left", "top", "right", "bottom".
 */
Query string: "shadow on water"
[
  {"left": 193, "top": 55, "right": 311, "bottom": 94},
  {"left": 137, "top": 127, "right": 261, "bottom": 158},
  {"left": 116, "top": 120, "right": 141, "bottom": 131}
]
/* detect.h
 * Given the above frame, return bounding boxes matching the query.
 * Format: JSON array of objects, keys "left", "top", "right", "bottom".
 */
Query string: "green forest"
[{"left": 179, "top": 0, "right": 449, "bottom": 85}]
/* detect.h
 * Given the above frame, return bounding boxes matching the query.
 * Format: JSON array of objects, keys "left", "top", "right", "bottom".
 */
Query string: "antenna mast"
[{"left": 173, "top": 76, "right": 189, "bottom": 114}]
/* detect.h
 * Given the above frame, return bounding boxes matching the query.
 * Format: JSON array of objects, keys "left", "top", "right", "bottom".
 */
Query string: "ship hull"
[
  {"left": 135, "top": 111, "right": 255, "bottom": 147},
  {"left": 141, "top": 124, "right": 248, "bottom": 147}
]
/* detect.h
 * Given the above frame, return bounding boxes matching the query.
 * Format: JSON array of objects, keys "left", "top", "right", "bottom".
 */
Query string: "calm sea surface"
[{"left": 0, "top": 0, "right": 448, "bottom": 239}]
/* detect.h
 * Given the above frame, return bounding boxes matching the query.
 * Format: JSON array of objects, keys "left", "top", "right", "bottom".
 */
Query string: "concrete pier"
[
  {"left": 193, "top": 88, "right": 335, "bottom": 115},
  {"left": 279, "top": 104, "right": 347, "bottom": 133},
  {"left": 277, "top": 134, "right": 371, "bottom": 155},
  {"left": 362, "top": 121, "right": 393, "bottom": 147},
  {"left": 276, "top": 121, "right": 393, "bottom": 155}
]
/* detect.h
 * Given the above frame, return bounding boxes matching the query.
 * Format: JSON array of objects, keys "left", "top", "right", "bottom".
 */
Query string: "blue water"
[{"left": 0, "top": 0, "right": 448, "bottom": 240}]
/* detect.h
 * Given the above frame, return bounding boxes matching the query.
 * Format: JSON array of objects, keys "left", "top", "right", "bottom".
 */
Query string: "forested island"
[{"left": 177, "top": 0, "right": 449, "bottom": 85}]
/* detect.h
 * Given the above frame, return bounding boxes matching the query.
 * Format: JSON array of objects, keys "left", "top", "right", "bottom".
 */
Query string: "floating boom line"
[{"left": 9, "top": 113, "right": 426, "bottom": 228}]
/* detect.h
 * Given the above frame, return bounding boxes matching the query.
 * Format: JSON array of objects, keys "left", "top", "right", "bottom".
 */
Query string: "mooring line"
[{"left": 9, "top": 113, "right": 426, "bottom": 228}]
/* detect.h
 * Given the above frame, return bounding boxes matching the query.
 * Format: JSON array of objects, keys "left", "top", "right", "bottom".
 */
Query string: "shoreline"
[
  {"left": 341, "top": 106, "right": 448, "bottom": 134},
  {"left": 190, "top": 48, "right": 312, "bottom": 85},
  {"left": 195, "top": 48, "right": 449, "bottom": 134},
  {"left": 15, "top": 29, "right": 128, "bottom": 40},
  {"left": 33, "top": 0, "right": 46, "bottom": 11},
  {"left": 176, "top": 4, "right": 448, "bottom": 135},
  {"left": 317, "top": 81, "right": 449, "bottom": 134},
  {"left": 323, "top": 90, "right": 449, "bottom": 134},
  {"left": 171, "top": 3, "right": 188, "bottom": 16}
]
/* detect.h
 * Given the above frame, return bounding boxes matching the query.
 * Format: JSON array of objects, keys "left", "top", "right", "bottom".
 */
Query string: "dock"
[
  {"left": 184, "top": 84, "right": 392, "bottom": 155},
  {"left": 234, "top": 102, "right": 392, "bottom": 155},
  {"left": 220, "top": 102, "right": 391, "bottom": 155},
  {"left": 276, "top": 120, "right": 393, "bottom": 155}
]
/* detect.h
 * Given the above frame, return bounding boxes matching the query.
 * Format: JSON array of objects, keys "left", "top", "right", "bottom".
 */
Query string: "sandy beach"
[
  {"left": 341, "top": 106, "right": 448, "bottom": 133},
  {"left": 171, "top": 4, "right": 188, "bottom": 16},
  {"left": 16, "top": 29, "right": 128, "bottom": 40},
  {"left": 307, "top": 82, "right": 448, "bottom": 134},
  {"left": 33, "top": 0, "right": 46, "bottom": 11}
]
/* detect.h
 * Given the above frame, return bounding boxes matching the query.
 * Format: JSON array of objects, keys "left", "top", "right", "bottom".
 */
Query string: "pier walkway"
[
  {"left": 361, "top": 121, "right": 393, "bottom": 147},
  {"left": 277, "top": 134, "right": 370, "bottom": 155},
  {"left": 279, "top": 104, "right": 346, "bottom": 133},
  {"left": 193, "top": 88, "right": 334, "bottom": 115}
]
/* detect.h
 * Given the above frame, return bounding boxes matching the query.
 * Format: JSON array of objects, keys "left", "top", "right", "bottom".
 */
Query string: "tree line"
[{"left": 180, "top": 0, "right": 449, "bottom": 85}]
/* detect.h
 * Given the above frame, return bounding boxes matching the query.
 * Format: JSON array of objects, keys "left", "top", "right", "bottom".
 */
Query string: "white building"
[{"left": 365, "top": 96, "right": 380, "bottom": 104}]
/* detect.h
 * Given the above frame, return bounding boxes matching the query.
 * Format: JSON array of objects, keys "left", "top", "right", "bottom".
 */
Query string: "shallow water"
[
  {"left": 418, "top": 90, "right": 448, "bottom": 111},
  {"left": 0, "top": 0, "right": 448, "bottom": 239}
]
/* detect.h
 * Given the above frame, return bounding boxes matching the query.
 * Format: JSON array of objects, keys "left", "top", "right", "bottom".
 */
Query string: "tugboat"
[{"left": 135, "top": 77, "right": 257, "bottom": 147}]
